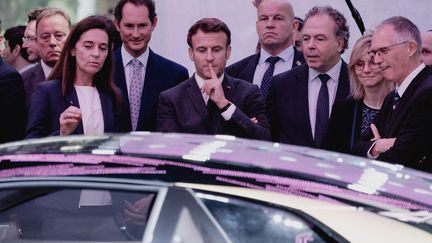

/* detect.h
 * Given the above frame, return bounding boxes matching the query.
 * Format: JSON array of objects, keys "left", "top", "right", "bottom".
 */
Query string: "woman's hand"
[{"left": 59, "top": 106, "right": 81, "bottom": 136}]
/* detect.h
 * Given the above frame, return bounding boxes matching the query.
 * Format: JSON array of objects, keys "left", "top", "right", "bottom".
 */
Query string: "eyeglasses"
[
  {"left": 22, "top": 36, "right": 36, "bottom": 43},
  {"left": 38, "top": 32, "right": 67, "bottom": 43},
  {"left": 354, "top": 60, "right": 379, "bottom": 71},
  {"left": 367, "top": 41, "right": 409, "bottom": 57}
]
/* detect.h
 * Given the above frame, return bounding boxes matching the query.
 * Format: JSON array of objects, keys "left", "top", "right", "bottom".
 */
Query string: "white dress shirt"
[
  {"left": 40, "top": 60, "right": 53, "bottom": 79},
  {"left": 121, "top": 44, "right": 149, "bottom": 96},
  {"left": 252, "top": 46, "right": 295, "bottom": 87},
  {"left": 194, "top": 73, "right": 236, "bottom": 120},
  {"left": 308, "top": 59, "right": 342, "bottom": 138}
]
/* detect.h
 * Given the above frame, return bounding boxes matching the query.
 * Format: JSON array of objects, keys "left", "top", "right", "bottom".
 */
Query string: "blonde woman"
[{"left": 323, "top": 32, "right": 394, "bottom": 153}]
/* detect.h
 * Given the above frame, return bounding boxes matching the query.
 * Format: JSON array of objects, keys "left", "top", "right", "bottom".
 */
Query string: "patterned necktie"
[
  {"left": 260, "top": 56, "right": 281, "bottom": 99},
  {"left": 314, "top": 73, "right": 331, "bottom": 147},
  {"left": 129, "top": 59, "right": 144, "bottom": 131},
  {"left": 392, "top": 91, "right": 400, "bottom": 110}
]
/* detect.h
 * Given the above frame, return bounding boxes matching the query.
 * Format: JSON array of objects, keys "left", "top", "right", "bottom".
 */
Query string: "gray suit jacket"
[
  {"left": 156, "top": 74, "right": 271, "bottom": 140},
  {"left": 21, "top": 63, "right": 46, "bottom": 109}
]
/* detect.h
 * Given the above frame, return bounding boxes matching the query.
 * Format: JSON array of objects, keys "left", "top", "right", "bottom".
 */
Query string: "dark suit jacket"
[
  {"left": 156, "top": 74, "right": 271, "bottom": 140},
  {"left": 225, "top": 47, "right": 305, "bottom": 83},
  {"left": 114, "top": 48, "right": 189, "bottom": 132},
  {"left": 353, "top": 66, "right": 432, "bottom": 172},
  {"left": 0, "top": 59, "right": 27, "bottom": 143},
  {"left": 322, "top": 99, "right": 363, "bottom": 154},
  {"left": 21, "top": 63, "right": 46, "bottom": 109},
  {"left": 25, "top": 80, "right": 116, "bottom": 138},
  {"left": 269, "top": 61, "right": 350, "bottom": 147}
]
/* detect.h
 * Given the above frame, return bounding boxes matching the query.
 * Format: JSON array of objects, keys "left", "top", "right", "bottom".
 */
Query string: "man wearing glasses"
[
  {"left": 21, "top": 8, "right": 71, "bottom": 109},
  {"left": 22, "top": 8, "right": 44, "bottom": 63},
  {"left": 353, "top": 16, "right": 432, "bottom": 173}
]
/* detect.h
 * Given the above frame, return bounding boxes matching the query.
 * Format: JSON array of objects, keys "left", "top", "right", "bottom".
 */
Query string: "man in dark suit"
[
  {"left": 225, "top": 0, "right": 304, "bottom": 99},
  {"left": 21, "top": 8, "right": 71, "bottom": 109},
  {"left": 113, "top": 0, "right": 188, "bottom": 132},
  {"left": 269, "top": 6, "right": 350, "bottom": 148},
  {"left": 156, "top": 18, "right": 270, "bottom": 140},
  {"left": 0, "top": 58, "right": 26, "bottom": 143},
  {"left": 353, "top": 17, "right": 432, "bottom": 172}
]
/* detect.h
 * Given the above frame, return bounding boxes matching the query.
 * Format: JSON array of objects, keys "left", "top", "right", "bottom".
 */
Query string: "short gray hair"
[{"left": 377, "top": 16, "right": 421, "bottom": 55}]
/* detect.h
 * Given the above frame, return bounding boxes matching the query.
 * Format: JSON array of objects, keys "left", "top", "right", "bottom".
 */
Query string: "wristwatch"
[{"left": 219, "top": 102, "right": 231, "bottom": 113}]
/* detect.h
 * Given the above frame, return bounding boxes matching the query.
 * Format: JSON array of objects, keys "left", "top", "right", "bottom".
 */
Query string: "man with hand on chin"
[{"left": 156, "top": 18, "right": 270, "bottom": 140}]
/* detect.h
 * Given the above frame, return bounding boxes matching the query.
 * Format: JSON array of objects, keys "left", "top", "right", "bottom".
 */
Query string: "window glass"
[
  {"left": 0, "top": 188, "right": 155, "bottom": 242},
  {"left": 197, "top": 192, "right": 346, "bottom": 243}
]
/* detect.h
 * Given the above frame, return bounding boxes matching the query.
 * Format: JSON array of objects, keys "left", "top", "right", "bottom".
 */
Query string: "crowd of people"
[{"left": 0, "top": 0, "right": 431, "bottom": 173}]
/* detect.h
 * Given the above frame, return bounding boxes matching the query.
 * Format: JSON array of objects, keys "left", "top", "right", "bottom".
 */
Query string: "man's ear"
[
  {"left": 12, "top": 45, "right": 21, "bottom": 57},
  {"left": 151, "top": 16, "right": 158, "bottom": 31},
  {"left": 336, "top": 37, "right": 345, "bottom": 53},
  {"left": 226, "top": 45, "right": 231, "bottom": 60},
  {"left": 188, "top": 47, "right": 194, "bottom": 62},
  {"left": 114, "top": 18, "right": 121, "bottom": 32}
]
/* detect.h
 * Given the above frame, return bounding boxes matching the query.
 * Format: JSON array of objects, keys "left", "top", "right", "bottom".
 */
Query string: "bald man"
[
  {"left": 226, "top": 0, "right": 304, "bottom": 97},
  {"left": 421, "top": 30, "right": 432, "bottom": 65}
]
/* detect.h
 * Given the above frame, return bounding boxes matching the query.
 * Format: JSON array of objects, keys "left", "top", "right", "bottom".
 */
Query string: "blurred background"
[{"left": 1, "top": 0, "right": 430, "bottom": 74}]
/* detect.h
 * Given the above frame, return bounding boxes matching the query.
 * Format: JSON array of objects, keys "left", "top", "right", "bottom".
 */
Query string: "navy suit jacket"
[
  {"left": 269, "top": 61, "right": 350, "bottom": 147},
  {"left": 156, "top": 74, "right": 271, "bottom": 140},
  {"left": 25, "top": 80, "right": 116, "bottom": 138},
  {"left": 353, "top": 66, "right": 432, "bottom": 172},
  {"left": 21, "top": 63, "right": 46, "bottom": 109},
  {"left": 225, "top": 47, "right": 305, "bottom": 83},
  {"left": 0, "top": 59, "right": 26, "bottom": 143},
  {"left": 114, "top": 48, "right": 189, "bottom": 132}
]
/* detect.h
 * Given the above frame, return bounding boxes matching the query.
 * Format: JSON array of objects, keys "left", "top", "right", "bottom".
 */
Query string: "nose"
[
  {"left": 205, "top": 49, "right": 214, "bottom": 62},
  {"left": 91, "top": 47, "right": 100, "bottom": 57},
  {"left": 265, "top": 18, "right": 275, "bottom": 29},
  {"left": 48, "top": 35, "right": 57, "bottom": 47},
  {"left": 132, "top": 27, "right": 140, "bottom": 37}
]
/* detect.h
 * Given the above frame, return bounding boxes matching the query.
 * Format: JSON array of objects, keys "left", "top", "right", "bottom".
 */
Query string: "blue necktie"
[
  {"left": 392, "top": 91, "right": 400, "bottom": 110},
  {"left": 314, "top": 74, "right": 331, "bottom": 147},
  {"left": 260, "top": 56, "right": 281, "bottom": 99}
]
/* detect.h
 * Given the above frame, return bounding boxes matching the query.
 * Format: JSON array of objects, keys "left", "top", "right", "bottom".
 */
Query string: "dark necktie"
[
  {"left": 314, "top": 74, "right": 331, "bottom": 147},
  {"left": 392, "top": 91, "right": 400, "bottom": 110},
  {"left": 260, "top": 56, "right": 281, "bottom": 99}
]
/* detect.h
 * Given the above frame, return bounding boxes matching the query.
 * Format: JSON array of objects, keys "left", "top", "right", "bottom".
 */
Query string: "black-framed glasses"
[{"left": 368, "top": 41, "right": 409, "bottom": 57}]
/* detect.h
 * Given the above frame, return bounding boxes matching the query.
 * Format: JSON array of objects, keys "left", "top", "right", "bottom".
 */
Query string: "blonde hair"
[{"left": 349, "top": 31, "right": 394, "bottom": 100}]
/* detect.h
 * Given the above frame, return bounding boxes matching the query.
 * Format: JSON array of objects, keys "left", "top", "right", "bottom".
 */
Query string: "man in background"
[
  {"left": 3, "top": 25, "right": 34, "bottom": 73},
  {"left": 113, "top": 0, "right": 188, "bottom": 132},
  {"left": 21, "top": 8, "right": 71, "bottom": 108},
  {"left": 420, "top": 30, "right": 432, "bottom": 65},
  {"left": 226, "top": 0, "right": 304, "bottom": 100}
]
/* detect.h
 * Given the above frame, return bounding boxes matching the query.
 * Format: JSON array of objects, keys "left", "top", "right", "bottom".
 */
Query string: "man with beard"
[{"left": 269, "top": 6, "right": 350, "bottom": 147}]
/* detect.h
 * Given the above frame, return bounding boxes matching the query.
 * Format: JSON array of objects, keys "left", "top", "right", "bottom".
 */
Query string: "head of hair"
[
  {"left": 349, "top": 31, "right": 394, "bottom": 100},
  {"left": 187, "top": 18, "right": 231, "bottom": 48},
  {"left": 27, "top": 8, "right": 45, "bottom": 23},
  {"left": 377, "top": 16, "right": 421, "bottom": 55},
  {"left": 304, "top": 5, "right": 350, "bottom": 53},
  {"left": 295, "top": 16, "right": 304, "bottom": 31},
  {"left": 35, "top": 7, "right": 71, "bottom": 33},
  {"left": 114, "top": 0, "right": 157, "bottom": 24},
  {"left": 4, "top": 25, "right": 29, "bottom": 61},
  {"left": 48, "top": 15, "right": 121, "bottom": 106}
]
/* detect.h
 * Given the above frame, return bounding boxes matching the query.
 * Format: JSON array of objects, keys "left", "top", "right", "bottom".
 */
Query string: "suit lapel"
[
  {"left": 388, "top": 66, "right": 431, "bottom": 135},
  {"left": 294, "top": 66, "right": 314, "bottom": 144},
  {"left": 114, "top": 49, "right": 132, "bottom": 131},
  {"left": 186, "top": 76, "right": 211, "bottom": 130},
  {"left": 64, "top": 87, "right": 84, "bottom": 134},
  {"left": 335, "top": 61, "right": 350, "bottom": 101},
  {"left": 292, "top": 47, "right": 305, "bottom": 68},
  {"left": 99, "top": 91, "right": 113, "bottom": 132}
]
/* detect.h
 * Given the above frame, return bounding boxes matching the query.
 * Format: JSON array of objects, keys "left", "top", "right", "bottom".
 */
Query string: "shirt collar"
[
  {"left": 121, "top": 44, "right": 150, "bottom": 68},
  {"left": 396, "top": 63, "right": 426, "bottom": 97},
  {"left": 258, "top": 46, "right": 294, "bottom": 64},
  {"left": 194, "top": 73, "right": 224, "bottom": 89},
  {"left": 40, "top": 60, "right": 53, "bottom": 79},
  {"left": 308, "top": 58, "right": 342, "bottom": 83}
]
